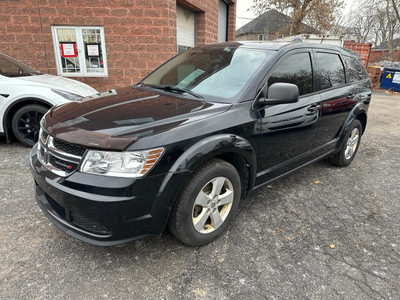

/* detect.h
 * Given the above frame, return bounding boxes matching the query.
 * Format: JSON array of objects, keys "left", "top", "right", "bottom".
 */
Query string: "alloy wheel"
[
  {"left": 345, "top": 128, "right": 360, "bottom": 160},
  {"left": 17, "top": 110, "right": 43, "bottom": 145},
  {"left": 192, "top": 176, "right": 234, "bottom": 234}
]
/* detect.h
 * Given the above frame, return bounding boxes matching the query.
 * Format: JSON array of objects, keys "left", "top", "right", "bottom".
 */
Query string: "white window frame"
[
  {"left": 258, "top": 34, "right": 265, "bottom": 41},
  {"left": 176, "top": 4, "right": 197, "bottom": 53},
  {"left": 51, "top": 26, "right": 108, "bottom": 77},
  {"left": 218, "top": 0, "right": 228, "bottom": 42}
]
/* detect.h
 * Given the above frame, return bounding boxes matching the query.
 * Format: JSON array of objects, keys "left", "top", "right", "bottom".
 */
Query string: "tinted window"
[
  {"left": 343, "top": 56, "right": 368, "bottom": 83},
  {"left": 268, "top": 52, "right": 313, "bottom": 96},
  {"left": 316, "top": 53, "right": 345, "bottom": 90}
]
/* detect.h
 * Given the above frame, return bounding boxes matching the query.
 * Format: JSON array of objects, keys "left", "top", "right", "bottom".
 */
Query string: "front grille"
[
  {"left": 49, "top": 155, "right": 79, "bottom": 173},
  {"left": 52, "top": 138, "right": 86, "bottom": 157},
  {"left": 71, "top": 212, "right": 112, "bottom": 235},
  {"left": 44, "top": 190, "right": 112, "bottom": 236},
  {"left": 38, "top": 130, "right": 86, "bottom": 177}
]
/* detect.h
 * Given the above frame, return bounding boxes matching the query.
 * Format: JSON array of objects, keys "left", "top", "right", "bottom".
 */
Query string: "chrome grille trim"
[
  {"left": 39, "top": 129, "right": 48, "bottom": 145},
  {"left": 48, "top": 137, "right": 82, "bottom": 160},
  {"left": 38, "top": 130, "right": 86, "bottom": 177}
]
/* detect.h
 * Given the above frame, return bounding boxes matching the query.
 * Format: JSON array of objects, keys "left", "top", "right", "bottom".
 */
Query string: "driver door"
[{"left": 254, "top": 50, "right": 321, "bottom": 186}]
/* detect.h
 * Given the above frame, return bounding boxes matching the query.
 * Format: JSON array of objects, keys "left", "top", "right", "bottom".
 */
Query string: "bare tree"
[
  {"left": 345, "top": 0, "right": 399, "bottom": 59},
  {"left": 350, "top": 2, "right": 377, "bottom": 44},
  {"left": 391, "top": 0, "right": 400, "bottom": 24},
  {"left": 250, "top": 0, "right": 343, "bottom": 35}
]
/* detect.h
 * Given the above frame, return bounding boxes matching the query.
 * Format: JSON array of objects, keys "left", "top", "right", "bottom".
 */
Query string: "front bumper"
[{"left": 30, "top": 144, "right": 189, "bottom": 246}]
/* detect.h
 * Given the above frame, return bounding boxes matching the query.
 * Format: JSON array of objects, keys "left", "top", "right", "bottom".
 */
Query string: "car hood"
[
  {"left": 17, "top": 74, "right": 97, "bottom": 96},
  {"left": 43, "top": 87, "right": 231, "bottom": 150}
]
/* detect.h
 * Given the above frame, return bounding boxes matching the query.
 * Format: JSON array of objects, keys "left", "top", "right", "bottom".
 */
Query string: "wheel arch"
[
  {"left": 166, "top": 134, "right": 257, "bottom": 200},
  {"left": 3, "top": 97, "right": 52, "bottom": 142},
  {"left": 356, "top": 111, "right": 367, "bottom": 134},
  {"left": 335, "top": 104, "right": 368, "bottom": 152}
]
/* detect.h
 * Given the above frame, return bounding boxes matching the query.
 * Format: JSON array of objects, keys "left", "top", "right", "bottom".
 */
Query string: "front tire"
[
  {"left": 329, "top": 119, "right": 362, "bottom": 167},
  {"left": 11, "top": 104, "right": 48, "bottom": 147},
  {"left": 168, "top": 159, "right": 241, "bottom": 246}
]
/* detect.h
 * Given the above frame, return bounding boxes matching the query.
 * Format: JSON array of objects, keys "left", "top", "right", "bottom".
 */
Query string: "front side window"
[
  {"left": 268, "top": 52, "right": 313, "bottom": 96},
  {"left": 52, "top": 26, "right": 108, "bottom": 77},
  {"left": 142, "top": 46, "right": 273, "bottom": 101},
  {"left": 316, "top": 52, "right": 345, "bottom": 90}
]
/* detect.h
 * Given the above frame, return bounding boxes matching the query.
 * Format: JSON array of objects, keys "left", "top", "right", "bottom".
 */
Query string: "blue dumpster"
[{"left": 380, "top": 68, "right": 400, "bottom": 92}]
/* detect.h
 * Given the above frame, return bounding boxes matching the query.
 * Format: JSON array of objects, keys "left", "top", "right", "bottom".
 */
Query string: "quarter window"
[
  {"left": 343, "top": 56, "right": 368, "bottom": 83},
  {"left": 268, "top": 52, "right": 313, "bottom": 96},
  {"left": 52, "top": 26, "right": 108, "bottom": 77},
  {"left": 316, "top": 52, "right": 345, "bottom": 90}
]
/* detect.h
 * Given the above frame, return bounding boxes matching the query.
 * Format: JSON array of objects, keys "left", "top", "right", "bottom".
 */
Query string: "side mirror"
[{"left": 256, "top": 82, "right": 299, "bottom": 108}]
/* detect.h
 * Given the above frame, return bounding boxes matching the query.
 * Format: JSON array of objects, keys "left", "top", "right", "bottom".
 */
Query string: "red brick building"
[
  {"left": 368, "top": 38, "right": 400, "bottom": 64},
  {"left": 0, "top": 0, "right": 236, "bottom": 91},
  {"left": 369, "top": 50, "right": 400, "bottom": 64}
]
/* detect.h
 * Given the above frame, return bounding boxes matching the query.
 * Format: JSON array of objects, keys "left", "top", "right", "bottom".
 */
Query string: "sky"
[{"left": 235, "top": 0, "right": 357, "bottom": 29}]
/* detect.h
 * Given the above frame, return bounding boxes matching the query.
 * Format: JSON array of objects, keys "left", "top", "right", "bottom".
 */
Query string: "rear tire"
[
  {"left": 11, "top": 104, "right": 48, "bottom": 147},
  {"left": 168, "top": 158, "right": 241, "bottom": 246},
  {"left": 329, "top": 119, "right": 362, "bottom": 167}
]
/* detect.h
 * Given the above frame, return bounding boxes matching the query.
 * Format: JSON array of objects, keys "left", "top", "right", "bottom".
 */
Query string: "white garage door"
[
  {"left": 218, "top": 0, "right": 228, "bottom": 42},
  {"left": 177, "top": 5, "right": 196, "bottom": 53}
]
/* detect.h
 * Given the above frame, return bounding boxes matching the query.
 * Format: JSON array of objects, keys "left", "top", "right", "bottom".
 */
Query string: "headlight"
[
  {"left": 52, "top": 89, "right": 83, "bottom": 101},
  {"left": 81, "top": 148, "right": 164, "bottom": 178}
]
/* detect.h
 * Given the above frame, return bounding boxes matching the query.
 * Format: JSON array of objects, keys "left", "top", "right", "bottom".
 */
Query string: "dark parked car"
[{"left": 30, "top": 42, "right": 371, "bottom": 246}]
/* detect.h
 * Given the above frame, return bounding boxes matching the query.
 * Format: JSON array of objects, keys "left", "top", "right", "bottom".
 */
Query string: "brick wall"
[
  {"left": 0, "top": 0, "right": 236, "bottom": 91},
  {"left": 369, "top": 50, "right": 400, "bottom": 64}
]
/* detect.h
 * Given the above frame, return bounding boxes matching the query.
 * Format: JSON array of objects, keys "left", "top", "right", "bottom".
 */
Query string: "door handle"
[
  {"left": 347, "top": 94, "right": 355, "bottom": 99},
  {"left": 307, "top": 104, "right": 321, "bottom": 112}
]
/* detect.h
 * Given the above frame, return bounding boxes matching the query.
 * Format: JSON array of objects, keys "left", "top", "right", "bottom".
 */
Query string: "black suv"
[{"left": 30, "top": 42, "right": 371, "bottom": 246}]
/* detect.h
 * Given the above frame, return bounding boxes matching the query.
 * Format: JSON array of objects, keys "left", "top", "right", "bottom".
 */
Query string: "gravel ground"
[{"left": 0, "top": 91, "right": 399, "bottom": 299}]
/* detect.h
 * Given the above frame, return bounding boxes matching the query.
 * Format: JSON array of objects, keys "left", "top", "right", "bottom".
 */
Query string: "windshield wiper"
[
  {"left": 163, "top": 85, "right": 203, "bottom": 98},
  {"left": 135, "top": 83, "right": 203, "bottom": 99}
]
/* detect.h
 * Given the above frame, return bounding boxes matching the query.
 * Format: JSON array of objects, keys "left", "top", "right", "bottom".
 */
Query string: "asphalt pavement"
[{"left": 0, "top": 91, "right": 399, "bottom": 299}]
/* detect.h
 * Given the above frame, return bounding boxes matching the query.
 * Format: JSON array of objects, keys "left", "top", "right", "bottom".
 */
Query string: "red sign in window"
[{"left": 60, "top": 43, "right": 77, "bottom": 58}]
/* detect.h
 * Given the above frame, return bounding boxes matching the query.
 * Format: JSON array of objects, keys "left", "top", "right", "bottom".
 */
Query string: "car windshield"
[
  {"left": 0, "top": 53, "right": 41, "bottom": 77},
  {"left": 141, "top": 46, "right": 274, "bottom": 101}
]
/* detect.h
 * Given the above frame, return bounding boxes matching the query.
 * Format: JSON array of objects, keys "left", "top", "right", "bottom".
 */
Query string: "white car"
[{"left": 0, "top": 53, "right": 98, "bottom": 147}]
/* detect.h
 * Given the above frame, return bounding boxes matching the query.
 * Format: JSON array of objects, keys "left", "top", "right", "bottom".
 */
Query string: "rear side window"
[
  {"left": 316, "top": 52, "right": 345, "bottom": 90},
  {"left": 268, "top": 52, "right": 313, "bottom": 96},
  {"left": 343, "top": 56, "right": 368, "bottom": 82}
]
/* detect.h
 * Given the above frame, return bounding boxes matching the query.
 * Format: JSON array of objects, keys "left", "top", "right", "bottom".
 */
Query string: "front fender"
[
  {"left": 151, "top": 134, "right": 257, "bottom": 234},
  {"left": 174, "top": 134, "right": 256, "bottom": 173},
  {"left": 158, "top": 134, "right": 257, "bottom": 198}
]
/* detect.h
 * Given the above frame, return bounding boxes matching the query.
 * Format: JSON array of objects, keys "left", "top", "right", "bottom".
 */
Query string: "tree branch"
[{"left": 392, "top": 0, "right": 400, "bottom": 24}]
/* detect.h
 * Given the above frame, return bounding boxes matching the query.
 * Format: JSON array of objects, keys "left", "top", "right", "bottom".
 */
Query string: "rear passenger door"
[{"left": 311, "top": 51, "right": 356, "bottom": 158}]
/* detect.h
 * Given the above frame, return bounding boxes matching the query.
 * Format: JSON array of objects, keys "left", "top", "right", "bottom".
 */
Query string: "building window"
[
  {"left": 52, "top": 26, "right": 108, "bottom": 77},
  {"left": 176, "top": 5, "right": 196, "bottom": 53},
  {"left": 258, "top": 34, "right": 265, "bottom": 41}
]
